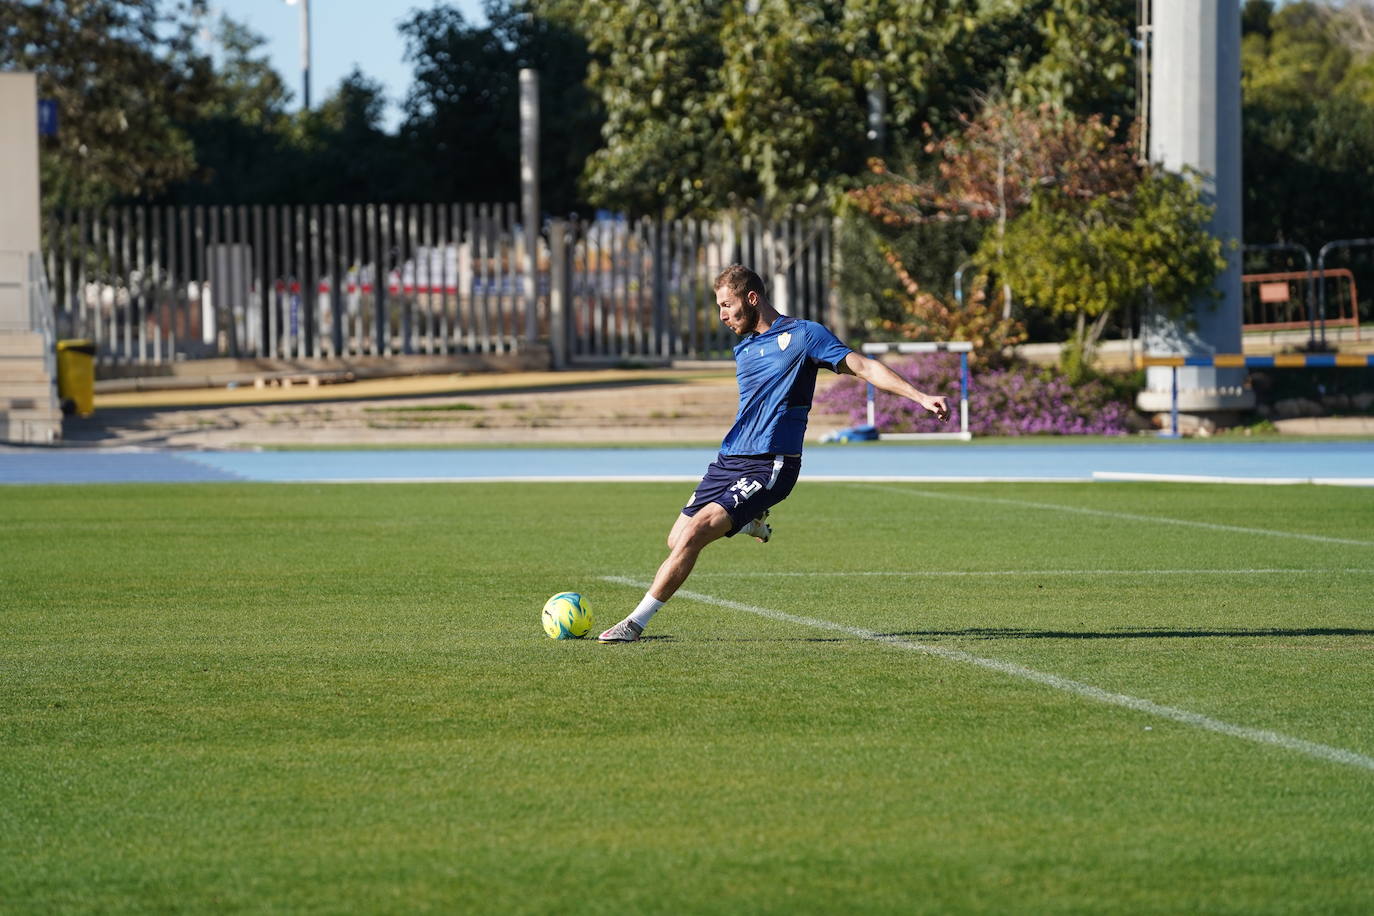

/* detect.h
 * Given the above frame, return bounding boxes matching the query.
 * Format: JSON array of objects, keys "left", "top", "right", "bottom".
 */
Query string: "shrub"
[{"left": 816, "top": 354, "right": 1134, "bottom": 436}]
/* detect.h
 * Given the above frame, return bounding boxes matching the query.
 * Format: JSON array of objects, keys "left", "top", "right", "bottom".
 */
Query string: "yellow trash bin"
[{"left": 56, "top": 339, "right": 96, "bottom": 417}]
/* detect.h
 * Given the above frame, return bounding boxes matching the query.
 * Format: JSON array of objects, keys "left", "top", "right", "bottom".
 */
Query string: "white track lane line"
[
  {"left": 601, "top": 576, "right": 1374, "bottom": 773},
  {"left": 846, "top": 483, "right": 1374, "bottom": 548}
]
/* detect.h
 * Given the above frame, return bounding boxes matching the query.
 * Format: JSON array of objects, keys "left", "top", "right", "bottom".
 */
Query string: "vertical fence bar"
[
  {"left": 459, "top": 203, "right": 473, "bottom": 353},
  {"left": 276, "top": 205, "right": 289, "bottom": 358},
  {"left": 380, "top": 203, "right": 393, "bottom": 355},
  {"left": 100, "top": 210, "right": 114, "bottom": 363},
  {"left": 473, "top": 203, "right": 489, "bottom": 353},
  {"left": 73, "top": 210, "right": 86, "bottom": 342},
  {"left": 207, "top": 205, "right": 222, "bottom": 356},
  {"left": 148, "top": 207, "right": 162, "bottom": 363},
  {"left": 480, "top": 202, "right": 493, "bottom": 352},
  {"left": 192, "top": 205, "right": 207, "bottom": 356},
  {"left": 507, "top": 204, "right": 517, "bottom": 352},
  {"left": 420, "top": 202, "right": 433, "bottom": 354},
  {"left": 496, "top": 202, "right": 510, "bottom": 352},
  {"left": 309, "top": 204, "right": 323, "bottom": 358},
  {"left": 58, "top": 210, "right": 71, "bottom": 337},
  {"left": 396, "top": 202, "right": 410, "bottom": 354},
  {"left": 586, "top": 218, "right": 600, "bottom": 358},
  {"left": 635, "top": 218, "right": 647, "bottom": 356},
  {"left": 135, "top": 206, "right": 148, "bottom": 362},
  {"left": 266, "top": 205, "right": 279, "bottom": 358},
  {"left": 618, "top": 215, "right": 631, "bottom": 356},
  {"left": 177, "top": 207, "right": 190, "bottom": 354},
  {"left": 438, "top": 203, "right": 451, "bottom": 353},
  {"left": 588, "top": 218, "right": 601, "bottom": 357},
  {"left": 235, "top": 205, "right": 250, "bottom": 355},
  {"left": 292, "top": 204, "right": 305, "bottom": 358},
  {"left": 326, "top": 205, "right": 340, "bottom": 357},
  {"left": 118, "top": 207, "right": 132, "bottom": 363},
  {"left": 165, "top": 207, "right": 179, "bottom": 357},
  {"left": 357, "top": 204, "right": 367, "bottom": 355},
  {"left": 414, "top": 202, "right": 425, "bottom": 353},
  {"left": 251, "top": 205, "right": 264, "bottom": 358}
]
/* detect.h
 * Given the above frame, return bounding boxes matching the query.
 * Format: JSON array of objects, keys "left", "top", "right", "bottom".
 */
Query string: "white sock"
[{"left": 628, "top": 593, "right": 665, "bottom": 629}]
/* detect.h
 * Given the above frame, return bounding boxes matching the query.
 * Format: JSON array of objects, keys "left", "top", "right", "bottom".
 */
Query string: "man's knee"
[{"left": 675, "top": 505, "right": 731, "bottom": 552}]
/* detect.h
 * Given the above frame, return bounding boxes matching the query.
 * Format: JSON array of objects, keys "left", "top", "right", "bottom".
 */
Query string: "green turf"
[{"left": 2, "top": 481, "right": 1372, "bottom": 913}]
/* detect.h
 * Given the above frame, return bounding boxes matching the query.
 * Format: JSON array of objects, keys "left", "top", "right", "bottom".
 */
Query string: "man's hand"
[{"left": 921, "top": 394, "right": 951, "bottom": 423}]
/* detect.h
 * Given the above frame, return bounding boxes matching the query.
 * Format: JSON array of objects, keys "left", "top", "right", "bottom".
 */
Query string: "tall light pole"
[
  {"left": 519, "top": 69, "right": 540, "bottom": 344},
  {"left": 285, "top": 0, "right": 311, "bottom": 110}
]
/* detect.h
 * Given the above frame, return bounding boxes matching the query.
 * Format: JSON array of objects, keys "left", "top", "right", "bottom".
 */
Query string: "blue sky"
[{"left": 204, "top": 0, "right": 487, "bottom": 131}]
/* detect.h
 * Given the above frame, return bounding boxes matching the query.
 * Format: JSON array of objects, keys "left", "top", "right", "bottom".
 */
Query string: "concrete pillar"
[
  {"left": 0, "top": 73, "right": 42, "bottom": 328},
  {"left": 1136, "top": 1, "right": 1254, "bottom": 416}
]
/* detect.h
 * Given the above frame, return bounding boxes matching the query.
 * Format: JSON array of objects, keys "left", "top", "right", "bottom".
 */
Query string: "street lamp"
[{"left": 284, "top": 0, "right": 311, "bottom": 110}]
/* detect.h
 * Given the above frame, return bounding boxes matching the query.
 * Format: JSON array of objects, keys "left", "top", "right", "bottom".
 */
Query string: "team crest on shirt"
[{"left": 778, "top": 332, "right": 792, "bottom": 351}]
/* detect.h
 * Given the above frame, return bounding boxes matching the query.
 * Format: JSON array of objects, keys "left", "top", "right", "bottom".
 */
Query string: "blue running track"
[{"left": 1, "top": 442, "right": 1371, "bottom": 485}]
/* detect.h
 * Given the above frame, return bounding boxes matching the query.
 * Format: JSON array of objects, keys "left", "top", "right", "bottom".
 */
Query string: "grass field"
[{"left": 2, "top": 479, "right": 1373, "bottom": 913}]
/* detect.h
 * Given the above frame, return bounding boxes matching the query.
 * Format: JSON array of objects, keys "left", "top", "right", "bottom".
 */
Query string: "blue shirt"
[{"left": 720, "top": 316, "right": 853, "bottom": 456}]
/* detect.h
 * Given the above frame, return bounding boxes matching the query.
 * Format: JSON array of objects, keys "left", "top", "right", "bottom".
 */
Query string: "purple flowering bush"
[{"left": 816, "top": 354, "right": 1134, "bottom": 436}]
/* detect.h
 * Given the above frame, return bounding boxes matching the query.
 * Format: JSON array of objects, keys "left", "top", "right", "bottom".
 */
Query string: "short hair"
[{"left": 713, "top": 264, "right": 766, "bottom": 302}]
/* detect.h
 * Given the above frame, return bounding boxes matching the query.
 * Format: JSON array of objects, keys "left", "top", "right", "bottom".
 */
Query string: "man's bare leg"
[{"left": 599, "top": 504, "right": 733, "bottom": 643}]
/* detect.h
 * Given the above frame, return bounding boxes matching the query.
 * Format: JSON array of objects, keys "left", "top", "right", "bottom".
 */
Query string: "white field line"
[
  {"left": 1092, "top": 471, "right": 1374, "bottom": 487},
  {"left": 601, "top": 576, "right": 1374, "bottom": 773},
  {"left": 847, "top": 483, "right": 1374, "bottom": 548},
  {"left": 685, "top": 568, "right": 1373, "bottom": 578}
]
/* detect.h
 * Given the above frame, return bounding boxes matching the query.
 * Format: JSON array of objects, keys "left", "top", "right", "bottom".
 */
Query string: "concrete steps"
[{"left": 0, "top": 331, "right": 60, "bottom": 444}]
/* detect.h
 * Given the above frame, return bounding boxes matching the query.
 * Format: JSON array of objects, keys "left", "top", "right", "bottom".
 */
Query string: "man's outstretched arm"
[{"left": 838, "top": 351, "right": 951, "bottom": 423}]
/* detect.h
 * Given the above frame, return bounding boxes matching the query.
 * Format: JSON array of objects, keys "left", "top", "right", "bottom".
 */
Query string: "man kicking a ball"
[{"left": 597, "top": 264, "right": 951, "bottom": 644}]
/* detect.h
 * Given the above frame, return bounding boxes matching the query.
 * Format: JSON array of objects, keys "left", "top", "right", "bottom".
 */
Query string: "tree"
[
  {"left": 847, "top": 98, "right": 1137, "bottom": 330},
  {"left": 991, "top": 169, "right": 1227, "bottom": 379},
  {"left": 155, "top": 13, "right": 300, "bottom": 204},
  {"left": 847, "top": 98, "right": 1224, "bottom": 378},
  {"left": 399, "top": 0, "right": 601, "bottom": 213},
  {"left": 1242, "top": 1, "right": 1374, "bottom": 248},
  {"left": 154, "top": 20, "right": 414, "bottom": 204},
  {"left": 534, "top": 0, "right": 1134, "bottom": 217},
  {"left": 0, "top": 0, "right": 211, "bottom": 208},
  {"left": 850, "top": 98, "right": 1136, "bottom": 245},
  {"left": 292, "top": 70, "right": 411, "bottom": 203}
]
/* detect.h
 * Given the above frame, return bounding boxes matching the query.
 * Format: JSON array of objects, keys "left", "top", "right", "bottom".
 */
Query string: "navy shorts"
[{"left": 682, "top": 453, "right": 802, "bottom": 536}]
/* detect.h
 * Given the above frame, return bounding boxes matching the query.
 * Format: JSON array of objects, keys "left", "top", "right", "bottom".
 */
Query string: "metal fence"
[{"left": 42, "top": 205, "right": 835, "bottom": 370}]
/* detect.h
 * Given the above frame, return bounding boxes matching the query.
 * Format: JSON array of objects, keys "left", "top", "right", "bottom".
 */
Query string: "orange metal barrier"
[{"left": 1241, "top": 269, "right": 1361, "bottom": 340}]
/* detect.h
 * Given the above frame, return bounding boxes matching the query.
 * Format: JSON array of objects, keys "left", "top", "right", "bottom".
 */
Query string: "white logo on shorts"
[{"left": 728, "top": 477, "right": 763, "bottom": 506}]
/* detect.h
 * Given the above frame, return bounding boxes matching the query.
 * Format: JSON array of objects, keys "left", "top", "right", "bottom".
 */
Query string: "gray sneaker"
[
  {"left": 598, "top": 619, "right": 644, "bottom": 643},
  {"left": 739, "top": 509, "right": 771, "bottom": 543}
]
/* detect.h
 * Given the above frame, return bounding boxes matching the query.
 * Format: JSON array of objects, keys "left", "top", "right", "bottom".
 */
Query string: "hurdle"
[
  {"left": 1139, "top": 352, "right": 1374, "bottom": 437},
  {"left": 860, "top": 341, "right": 973, "bottom": 440}
]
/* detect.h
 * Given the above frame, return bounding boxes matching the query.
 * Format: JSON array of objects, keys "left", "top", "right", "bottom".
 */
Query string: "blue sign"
[{"left": 38, "top": 99, "right": 57, "bottom": 136}]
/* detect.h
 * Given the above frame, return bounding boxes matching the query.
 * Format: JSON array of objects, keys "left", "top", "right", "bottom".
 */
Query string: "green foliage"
[
  {"left": 1242, "top": 1, "right": 1374, "bottom": 251},
  {"left": 834, "top": 202, "right": 982, "bottom": 334},
  {"left": 399, "top": 1, "right": 602, "bottom": 212},
  {"left": 856, "top": 232, "right": 1029, "bottom": 368},
  {"left": 989, "top": 168, "right": 1226, "bottom": 379},
  {"left": 0, "top": 0, "right": 210, "bottom": 208},
  {"left": 535, "top": 0, "right": 1135, "bottom": 217},
  {"left": 155, "top": 26, "right": 410, "bottom": 205},
  {"left": 1011, "top": 0, "right": 1135, "bottom": 121}
]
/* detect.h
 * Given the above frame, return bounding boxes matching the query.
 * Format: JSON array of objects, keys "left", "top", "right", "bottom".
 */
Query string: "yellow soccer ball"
[{"left": 542, "top": 592, "right": 593, "bottom": 639}]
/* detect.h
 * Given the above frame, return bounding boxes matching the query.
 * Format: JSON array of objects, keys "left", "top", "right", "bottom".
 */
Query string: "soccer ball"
[{"left": 542, "top": 592, "right": 593, "bottom": 639}]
